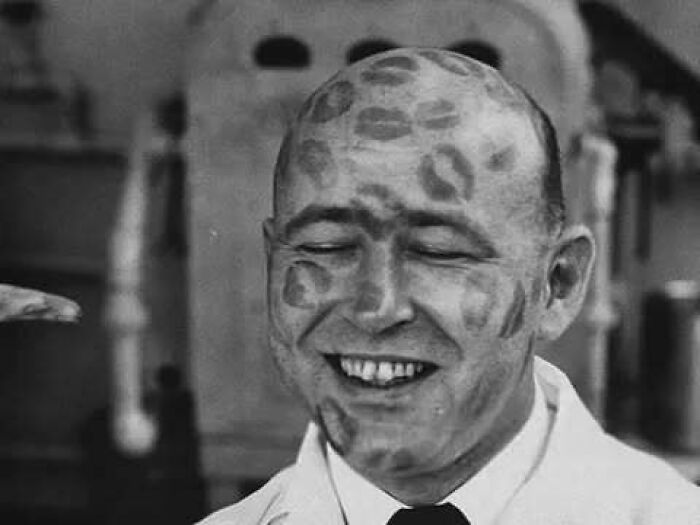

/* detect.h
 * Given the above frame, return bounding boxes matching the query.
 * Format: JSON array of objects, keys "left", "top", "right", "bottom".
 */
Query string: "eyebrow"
[{"left": 283, "top": 204, "right": 499, "bottom": 257}]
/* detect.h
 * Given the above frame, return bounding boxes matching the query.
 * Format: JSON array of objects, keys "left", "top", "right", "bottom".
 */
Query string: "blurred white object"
[
  {"left": 578, "top": 133, "right": 618, "bottom": 421},
  {"left": 105, "top": 112, "right": 159, "bottom": 456}
]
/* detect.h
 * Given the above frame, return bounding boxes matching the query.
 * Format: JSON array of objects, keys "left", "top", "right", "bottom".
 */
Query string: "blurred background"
[{"left": 1, "top": 0, "right": 700, "bottom": 523}]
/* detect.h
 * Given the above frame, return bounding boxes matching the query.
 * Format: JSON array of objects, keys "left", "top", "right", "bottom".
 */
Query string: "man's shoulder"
[
  {"left": 196, "top": 467, "right": 294, "bottom": 525},
  {"left": 530, "top": 359, "right": 700, "bottom": 522},
  {"left": 552, "top": 431, "right": 700, "bottom": 522}
]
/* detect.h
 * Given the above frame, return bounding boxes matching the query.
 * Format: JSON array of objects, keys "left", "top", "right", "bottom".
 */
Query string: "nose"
[{"left": 345, "top": 244, "right": 415, "bottom": 333}]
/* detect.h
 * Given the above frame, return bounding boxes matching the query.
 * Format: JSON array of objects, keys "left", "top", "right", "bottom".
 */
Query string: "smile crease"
[{"left": 330, "top": 355, "right": 435, "bottom": 386}]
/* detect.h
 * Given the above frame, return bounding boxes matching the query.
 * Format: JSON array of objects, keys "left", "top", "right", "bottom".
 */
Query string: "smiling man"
[{"left": 200, "top": 48, "right": 700, "bottom": 524}]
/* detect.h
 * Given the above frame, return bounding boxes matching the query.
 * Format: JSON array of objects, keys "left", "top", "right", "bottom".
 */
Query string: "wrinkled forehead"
[{"left": 276, "top": 48, "right": 544, "bottom": 215}]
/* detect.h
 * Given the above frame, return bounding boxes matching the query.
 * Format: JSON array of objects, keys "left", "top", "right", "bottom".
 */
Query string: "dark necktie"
[{"left": 386, "top": 502, "right": 471, "bottom": 524}]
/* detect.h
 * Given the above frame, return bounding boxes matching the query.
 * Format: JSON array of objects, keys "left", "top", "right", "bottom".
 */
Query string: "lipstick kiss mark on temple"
[
  {"left": 296, "top": 139, "right": 334, "bottom": 188},
  {"left": 418, "top": 49, "right": 472, "bottom": 77},
  {"left": 361, "top": 69, "right": 411, "bottom": 86},
  {"left": 372, "top": 55, "right": 419, "bottom": 71},
  {"left": 486, "top": 144, "right": 517, "bottom": 172}
]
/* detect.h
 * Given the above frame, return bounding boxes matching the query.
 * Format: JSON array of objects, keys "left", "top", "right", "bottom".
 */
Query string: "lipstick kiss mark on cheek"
[
  {"left": 499, "top": 281, "right": 527, "bottom": 339},
  {"left": 282, "top": 262, "right": 333, "bottom": 309},
  {"left": 282, "top": 266, "right": 312, "bottom": 309},
  {"left": 461, "top": 274, "right": 497, "bottom": 330}
]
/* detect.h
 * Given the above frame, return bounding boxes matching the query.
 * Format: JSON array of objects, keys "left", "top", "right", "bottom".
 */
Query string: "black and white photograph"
[{"left": 1, "top": 1, "right": 700, "bottom": 524}]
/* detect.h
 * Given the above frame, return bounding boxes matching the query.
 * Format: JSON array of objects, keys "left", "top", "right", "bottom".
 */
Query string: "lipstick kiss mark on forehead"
[
  {"left": 372, "top": 55, "right": 419, "bottom": 71},
  {"left": 296, "top": 139, "right": 334, "bottom": 188},
  {"left": 486, "top": 144, "right": 518, "bottom": 173},
  {"left": 417, "top": 49, "right": 488, "bottom": 79},
  {"left": 354, "top": 107, "right": 413, "bottom": 141},
  {"left": 357, "top": 183, "right": 392, "bottom": 201},
  {"left": 418, "top": 155, "right": 458, "bottom": 202},
  {"left": 451, "top": 53, "right": 489, "bottom": 79},
  {"left": 435, "top": 144, "right": 474, "bottom": 200},
  {"left": 361, "top": 69, "right": 411, "bottom": 86},
  {"left": 484, "top": 79, "right": 524, "bottom": 111},
  {"left": 499, "top": 281, "right": 526, "bottom": 339},
  {"left": 418, "top": 50, "right": 470, "bottom": 76},
  {"left": 308, "top": 80, "right": 357, "bottom": 123},
  {"left": 360, "top": 54, "right": 420, "bottom": 86},
  {"left": 415, "top": 99, "right": 461, "bottom": 130}
]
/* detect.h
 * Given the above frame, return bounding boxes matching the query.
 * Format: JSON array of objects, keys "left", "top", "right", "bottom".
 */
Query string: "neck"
[{"left": 361, "top": 363, "right": 536, "bottom": 506}]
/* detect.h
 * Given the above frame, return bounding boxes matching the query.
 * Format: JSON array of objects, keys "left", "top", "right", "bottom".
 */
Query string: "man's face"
[{"left": 266, "top": 51, "right": 550, "bottom": 482}]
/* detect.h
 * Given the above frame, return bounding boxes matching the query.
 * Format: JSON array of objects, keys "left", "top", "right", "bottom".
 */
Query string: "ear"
[{"left": 537, "top": 224, "right": 596, "bottom": 341}]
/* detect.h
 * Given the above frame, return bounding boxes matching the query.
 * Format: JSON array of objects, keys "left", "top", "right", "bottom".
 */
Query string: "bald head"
[{"left": 274, "top": 47, "right": 564, "bottom": 234}]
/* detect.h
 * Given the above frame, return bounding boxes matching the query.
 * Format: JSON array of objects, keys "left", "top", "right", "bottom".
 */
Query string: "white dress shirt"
[
  {"left": 327, "top": 378, "right": 551, "bottom": 525},
  {"left": 198, "top": 358, "right": 700, "bottom": 525}
]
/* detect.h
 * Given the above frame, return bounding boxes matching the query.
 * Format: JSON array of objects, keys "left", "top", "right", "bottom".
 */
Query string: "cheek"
[
  {"left": 459, "top": 356, "right": 513, "bottom": 423},
  {"left": 281, "top": 261, "right": 333, "bottom": 310}
]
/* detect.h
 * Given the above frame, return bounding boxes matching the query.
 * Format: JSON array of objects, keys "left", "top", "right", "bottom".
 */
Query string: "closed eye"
[
  {"left": 298, "top": 242, "right": 357, "bottom": 255},
  {"left": 408, "top": 245, "right": 480, "bottom": 262}
]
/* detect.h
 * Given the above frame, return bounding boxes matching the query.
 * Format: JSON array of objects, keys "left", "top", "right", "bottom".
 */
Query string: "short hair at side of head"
[{"left": 517, "top": 88, "right": 566, "bottom": 234}]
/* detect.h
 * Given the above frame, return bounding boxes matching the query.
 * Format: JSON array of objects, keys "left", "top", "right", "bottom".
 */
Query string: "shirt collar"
[{"left": 327, "top": 377, "right": 551, "bottom": 525}]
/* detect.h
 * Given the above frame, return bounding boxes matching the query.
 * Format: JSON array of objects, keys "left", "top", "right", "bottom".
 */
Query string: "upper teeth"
[{"left": 339, "top": 357, "right": 425, "bottom": 384}]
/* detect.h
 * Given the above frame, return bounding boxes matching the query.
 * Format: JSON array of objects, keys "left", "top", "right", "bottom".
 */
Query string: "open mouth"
[{"left": 325, "top": 354, "right": 437, "bottom": 388}]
